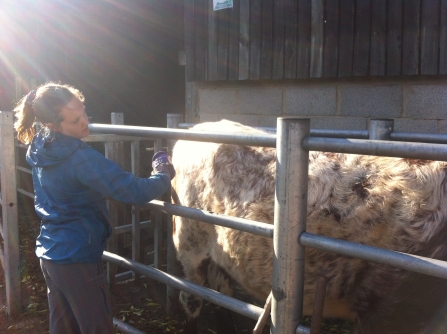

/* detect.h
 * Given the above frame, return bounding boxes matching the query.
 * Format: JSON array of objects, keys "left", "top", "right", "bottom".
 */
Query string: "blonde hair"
[{"left": 14, "top": 82, "right": 84, "bottom": 144}]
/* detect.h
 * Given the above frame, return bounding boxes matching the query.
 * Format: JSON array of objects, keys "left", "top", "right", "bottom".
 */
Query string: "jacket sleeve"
[{"left": 73, "top": 147, "right": 171, "bottom": 206}]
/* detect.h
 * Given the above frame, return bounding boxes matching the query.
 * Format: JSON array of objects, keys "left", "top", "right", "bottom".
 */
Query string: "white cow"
[{"left": 171, "top": 120, "right": 447, "bottom": 334}]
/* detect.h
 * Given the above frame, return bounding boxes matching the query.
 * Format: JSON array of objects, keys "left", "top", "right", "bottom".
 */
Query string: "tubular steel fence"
[
  {"left": 89, "top": 116, "right": 447, "bottom": 334},
  {"left": 2, "top": 113, "right": 447, "bottom": 333}
]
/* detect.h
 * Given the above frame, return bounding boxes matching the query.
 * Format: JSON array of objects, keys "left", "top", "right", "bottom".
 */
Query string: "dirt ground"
[{"left": 0, "top": 196, "right": 353, "bottom": 334}]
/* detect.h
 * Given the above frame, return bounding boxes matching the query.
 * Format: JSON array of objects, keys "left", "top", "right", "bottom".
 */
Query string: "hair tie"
[{"left": 25, "top": 90, "right": 36, "bottom": 106}]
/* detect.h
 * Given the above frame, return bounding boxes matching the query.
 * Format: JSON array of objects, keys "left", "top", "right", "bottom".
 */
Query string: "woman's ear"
[{"left": 44, "top": 123, "right": 61, "bottom": 132}]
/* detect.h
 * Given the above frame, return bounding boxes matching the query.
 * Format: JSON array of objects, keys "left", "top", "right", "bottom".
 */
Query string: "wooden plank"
[
  {"left": 284, "top": 0, "right": 298, "bottom": 79},
  {"left": 217, "top": 8, "right": 229, "bottom": 80},
  {"left": 239, "top": 0, "right": 250, "bottom": 80},
  {"left": 272, "top": 0, "right": 285, "bottom": 79},
  {"left": 402, "top": 0, "right": 420, "bottom": 75},
  {"left": 208, "top": 1, "right": 218, "bottom": 80},
  {"left": 228, "top": 0, "right": 240, "bottom": 80},
  {"left": 386, "top": 0, "right": 403, "bottom": 76},
  {"left": 338, "top": 0, "right": 355, "bottom": 77},
  {"left": 296, "top": 0, "right": 311, "bottom": 78},
  {"left": 249, "top": 0, "right": 262, "bottom": 79},
  {"left": 353, "top": 0, "right": 371, "bottom": 76},
  {"left": 310, "top": 0, "right": 324, "bottom": 78},
  {"left": 323, "top": 0, "right": 339, "bottom": 78},
  {"left": 195, "top": 0, "right": 208, "bottom": 81},
  {"left": 420, "top": 0, "right": 440, "bottom": 75},
  {"left": 370, "top": 0, "right": 387, "bottom": 76},
  {"left": 440, "top": 0, "right": 447, "bottom": 74},
  {"left": 261, "top": 0, "right": 274, "bottom": 79}
]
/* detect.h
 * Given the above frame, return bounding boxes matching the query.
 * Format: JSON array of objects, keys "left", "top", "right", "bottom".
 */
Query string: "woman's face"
[{"left": 54, "top": 96, "right": 90, "bottom": 139}]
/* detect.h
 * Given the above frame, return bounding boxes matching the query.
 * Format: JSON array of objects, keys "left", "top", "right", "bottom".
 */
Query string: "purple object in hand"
[{"left": 152, "top": 151, "right": 176, "bottom": 180}]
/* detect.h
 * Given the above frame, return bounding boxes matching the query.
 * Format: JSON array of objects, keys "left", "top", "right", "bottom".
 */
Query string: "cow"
[{"left": 170, "top": 120, "right": 447, "bottom": 334}]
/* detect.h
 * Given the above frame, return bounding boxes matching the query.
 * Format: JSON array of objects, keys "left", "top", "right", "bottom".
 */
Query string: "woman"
[{"left": 14, "top": 82, "right": 175, "bottom": 333}]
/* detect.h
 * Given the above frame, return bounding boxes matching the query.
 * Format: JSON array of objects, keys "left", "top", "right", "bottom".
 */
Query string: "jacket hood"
[{"left": 26, "top": 130, "right": 84, "bottom": 168}]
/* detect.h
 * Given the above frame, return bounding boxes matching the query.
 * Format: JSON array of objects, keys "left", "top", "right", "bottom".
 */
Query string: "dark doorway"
[{"left": 1, "top": 0, "right": 185, "bottom": 127}]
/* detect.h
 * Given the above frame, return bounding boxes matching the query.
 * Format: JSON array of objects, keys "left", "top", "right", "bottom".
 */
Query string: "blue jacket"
[{"left": 26, "top": 130, "right": 170, "bottom": 264}]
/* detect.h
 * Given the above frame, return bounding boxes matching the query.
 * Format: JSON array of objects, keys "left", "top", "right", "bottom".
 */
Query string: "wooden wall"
[{"left": 184, "top": 0, "right": 447, "bottom": 82}]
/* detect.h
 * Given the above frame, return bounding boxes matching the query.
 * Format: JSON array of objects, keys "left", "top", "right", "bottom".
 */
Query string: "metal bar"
[
  {"left": 300, "top": 232, "right": 447, "bottom": 279},
  {"left": 177, "top": 123, "right": 198, "bottom": 129},
  {"left": 89, "top": 124, "right": 277, "bottom": 148},
  {"left": 303, "top": 137, "right": 447, "bottom": 162},
  {"left": 310, "top": 129, "right": 368, "bottom": 139},
  {"left": 115, "top": 270, "right": 134, "bottom": 283},
  {"left": 166, "top": 114, "right": 183, "bottom": 316},
  {"left": 243, "top": 127, "right": 370, "bottom": 139},
  {"left": 113, "top": 317, "right": 146, "bottom": 334},
  {"left": 102, "top": 251, "right": 263, "bottom": 320},
  {"left": 114, "top": 220, "right": 153, "bottom": 234},
  {"left": 0, "top": 111, "right": 21, "bottom": 315},
  {"left": 152, "top": 139, "right": 164, "bottom": 271},
  {"left": 272, "top": 118, "right": 310, "bottom": 334},
  {"left": 177, "top": 122, "right": 447, "bottom": 144},
  {"left": 17, "top": 188, "right": 34, "bottom": 199},
  {"left": 105, "top": 113, "right": 125, "bottom": 287},
  {"left": 144, "top": 200, "right": 274, "bottom": 239},
  {"left": 391, "top": 132, "right": 447, "bottom": 144},
  {"left": 177, "top": 123, "right": 369, "bottom": 139},
  {"left": 131, "top": 140, "right": 141, "bottom": 283},
  {"left": 16, "top": 166, "right": 32, "bottom": 174},
  {"left": 83, "top": 134, "right": 152, "bottom": 142}
]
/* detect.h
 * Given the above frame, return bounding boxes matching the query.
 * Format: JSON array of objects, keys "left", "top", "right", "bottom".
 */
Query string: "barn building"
[{"left": 183, "top": 1, "right": 447, "bottom": 134}]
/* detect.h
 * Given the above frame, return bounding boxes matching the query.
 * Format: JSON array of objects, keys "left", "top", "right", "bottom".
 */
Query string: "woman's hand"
[{"left": 152, "top": 151, "right": 176, "bottom": 180}]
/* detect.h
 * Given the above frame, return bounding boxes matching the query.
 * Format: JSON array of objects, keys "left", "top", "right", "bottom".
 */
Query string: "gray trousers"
[{"left": 40, "top": 259, "right": 114, "bottom": 334}]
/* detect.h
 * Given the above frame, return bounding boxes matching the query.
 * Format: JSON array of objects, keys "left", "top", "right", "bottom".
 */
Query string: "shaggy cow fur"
[{"left": 171, "top": 120, "right": 447, "bottom": 334}]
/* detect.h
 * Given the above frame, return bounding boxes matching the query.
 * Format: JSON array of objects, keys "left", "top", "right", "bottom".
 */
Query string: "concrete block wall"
[{"left": 188, "top": 78, "right": 447, "bottom": 134}]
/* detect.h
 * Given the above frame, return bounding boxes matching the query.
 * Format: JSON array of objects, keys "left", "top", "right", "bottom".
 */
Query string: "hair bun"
[{"left": 25, "top": 90, "right": 36, "bottom": 106}]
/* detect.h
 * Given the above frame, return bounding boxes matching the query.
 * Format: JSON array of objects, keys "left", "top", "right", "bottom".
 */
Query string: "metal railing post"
[
  {"left": 272, "top": 117, "right": 310, "bottom": 334},
  {"left": 166, "top": 113, "right": 183, "bottom": 315},
  {"left": 369, "top": 119, "right": 394, "bottom": 140},
  {"left": 152, "top": 138, "right": 164, "bottom": 270},
  {"left": 106, "top": 112, "right": 125, "bottom": 287},
  {"left": 131, "top": 138, "right": 141, "bottom": 283},
  {"left": 0, "top": 111, "right": 21, "bottom": 315}
]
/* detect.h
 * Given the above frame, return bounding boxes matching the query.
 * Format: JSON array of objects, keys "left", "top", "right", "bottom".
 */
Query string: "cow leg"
[
  {"left": 207, "top": 261, "right": 236, "bottom": 334},
  {"left": 178, "top": 257, "right": 210, "bottom": 319},
  {"left": 173, "top": 215, "right": 216, "bottom": 319}
]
